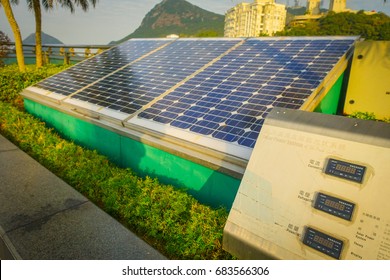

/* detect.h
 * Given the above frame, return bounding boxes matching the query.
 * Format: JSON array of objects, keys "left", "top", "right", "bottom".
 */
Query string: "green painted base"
[
  {"left": 24, "top": 99, "right": 240, "bottom": 209},
  {"left": 314, "top": 73, "right": 345, "bottom": 115},
  {"left": 23, "top": 70, "right": 344, "bottom": 209}
]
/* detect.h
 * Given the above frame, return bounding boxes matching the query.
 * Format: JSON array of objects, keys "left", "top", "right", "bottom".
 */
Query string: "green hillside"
[
  {"left": 287, "top": 6, "right": 306, "bottom": 16},
  {"left": 113, "top": 0, "right": 225, "bottom": 43}
]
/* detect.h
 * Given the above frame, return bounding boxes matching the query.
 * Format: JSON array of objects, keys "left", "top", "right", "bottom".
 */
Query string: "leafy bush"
[
  {"left": 0, "top": 65, "right": 234, "bottom": 260},
  {"left": 348, "top": 111, "right": 377, "bottom": 120},
  {"left": 348, "top": 111, "right": 390, "bottom": 123},
  {"left": 0, "top": 31, "right": 11, "bottom": 67},
  {"left": 0, "top": 64, "right": 69, "bottom": 107}
]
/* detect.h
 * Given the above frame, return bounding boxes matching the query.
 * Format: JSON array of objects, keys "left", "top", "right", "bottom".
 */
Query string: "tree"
[
  {"left": 0, "top": 0, "right": 26, "bottom": 72},
  {"left": 0, "top": 31, "right": 11, "bottom": 66},
  {"left": 29, "top": 0, "right": 97, "bottom": 68},
  {"left": 378, "top": 22, "right": 390, "bottom": 40},
  {"left": 277, "top": 12, "right": 390, "bottom": 40},
  {"left": 195, "top": 29, "right": 219, "bottom": 37},
  {"left": 29, "top": 0, "right": 45, "bottom": 68}
]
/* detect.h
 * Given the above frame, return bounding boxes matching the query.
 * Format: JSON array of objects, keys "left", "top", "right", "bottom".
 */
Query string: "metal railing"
[{"left": 0, "top": 42, "right": 114, "bottom": 65}]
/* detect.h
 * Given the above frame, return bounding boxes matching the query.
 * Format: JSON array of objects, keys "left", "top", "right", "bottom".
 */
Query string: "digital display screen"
[
  {"left": 335, "top": 164, "right": 357, "bottom": 175},
  {"left": 324, "top": 199, "right": 345, "bottom": 211},
  {"left": 325, "top": 158, "right": 366, "bottom": 183},
  {"left": 303, "top": 227, "right": 343, "bottom": 259},
  {"left": 313, "top": 235, "right": 334, "bottom": 250},
  {"left": 314, "top": 192, "right": 355, "bottom": 221}
]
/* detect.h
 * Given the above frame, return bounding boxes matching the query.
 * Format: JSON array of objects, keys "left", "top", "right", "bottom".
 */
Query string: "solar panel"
[
  {"left": 24, "top": 37, "right": 356, "bottom": 161},
  {"left": 132, "top": 37, "right": 355, "bottom": 154},
  {"left": 33, "top": 39, "right": 173, "bottom": 98},
  {"left": 66, "top": 39, "right": 241, "bottom": 117}
]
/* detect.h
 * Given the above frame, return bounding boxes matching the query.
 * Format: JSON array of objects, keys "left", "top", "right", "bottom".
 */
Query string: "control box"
[{"left": 223, "top": 108, "right": 390, "bottom": 259}]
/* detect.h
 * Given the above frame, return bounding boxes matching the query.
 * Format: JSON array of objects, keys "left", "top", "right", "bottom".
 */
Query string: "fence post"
[
  {"left": 64, "top": 52, "right": 70, "bottom": 65},
  {"left": 85, "top": 47, "right": 91, "bottom": 58},
  {"left": 44, "top": 47, "right": 52, "bottom": 65}
]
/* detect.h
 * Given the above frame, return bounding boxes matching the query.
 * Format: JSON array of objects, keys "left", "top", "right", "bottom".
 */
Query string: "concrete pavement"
[{"left": 0, "top": 134, "right": 166, "bottom": 260}]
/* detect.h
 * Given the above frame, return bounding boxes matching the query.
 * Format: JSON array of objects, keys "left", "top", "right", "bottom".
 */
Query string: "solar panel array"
[
  {"left": 28, "top": 37, "right": 356, "bottom": 157},
  {"left": 137, "top": 38, "right": 354, "bottom": 148},
  {"left": 69, "top": 39, "right": 240, "bottom": 115},
  {"left": 35, "top": 39, "right": 172, "bottom": 96}
]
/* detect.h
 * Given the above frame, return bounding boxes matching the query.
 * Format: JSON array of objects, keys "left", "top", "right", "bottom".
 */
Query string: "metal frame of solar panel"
[
  {"left": 22, "top": 36, "right": 357, "bottom": 177},
  {"left": 128, "top": 37, "right": 356, "bottom": 160}
]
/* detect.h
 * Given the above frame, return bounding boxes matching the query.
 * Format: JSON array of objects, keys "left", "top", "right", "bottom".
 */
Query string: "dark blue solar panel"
[
  {"left": 35, "top": 39, "right": 172, "bottom": 96},
  {"left": 70, "top": 39, "right": 240, "bottom": 115},
  {"left": 225, "top": 115, "right": 256, "bottom": 132},
  {"left": 138, "top": 38, "right": 356, "bottom": 149}
]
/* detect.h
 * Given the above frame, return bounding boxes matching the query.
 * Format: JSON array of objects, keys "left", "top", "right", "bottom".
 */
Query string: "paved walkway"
[{"left": 0, "top": 134, "right": 166, "bottom": 260}]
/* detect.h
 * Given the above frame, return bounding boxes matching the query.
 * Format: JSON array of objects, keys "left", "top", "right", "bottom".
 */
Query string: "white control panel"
[{"left": 223, "top": 108, "right": 390, "bottom": 260}]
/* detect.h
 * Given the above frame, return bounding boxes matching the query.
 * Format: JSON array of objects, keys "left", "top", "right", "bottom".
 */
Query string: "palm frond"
[
  {"left": 26, "top": 0, "right": 33, "bottom": 10},
  {"left": 41, "top": 0, "right": 54, "bottom": 10},
  {"left": 0, "top": 0, "right": 97, "bottom": 12},
  {"left": 58, "top": 0, "right": 75, "bottom": 13},
  {"left": 74, "top": 0, "right": 97, "bottom": 12},
  {"left": 0, "top": 0, "right": 20, "bottom": 7}
]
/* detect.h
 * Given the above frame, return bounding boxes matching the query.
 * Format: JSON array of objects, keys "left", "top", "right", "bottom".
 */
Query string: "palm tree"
[
  {"left": 0, "top": 0, "right": 26, "bottom": 72},
  {"left": 29, "top": 0, "right": 45, "bottom": 68},
  {"left": 29, "top": 0, "right": 97, "bottom": 68}
]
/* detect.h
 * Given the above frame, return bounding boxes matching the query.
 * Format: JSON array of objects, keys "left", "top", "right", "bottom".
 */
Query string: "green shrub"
[
  {"left": 348, "top": 111, "right": 390, "bottom": 123},
  {"left": 0, "top": 64, "right": 69, "bottom": 106},
  {"left": 0, "top": 65, "right": 234, "bottom": 260},
  {"left": 348, "top": 111, "right": 377, "bottom": 120}
]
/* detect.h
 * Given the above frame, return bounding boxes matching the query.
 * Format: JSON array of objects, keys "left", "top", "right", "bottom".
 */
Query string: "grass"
[
  {"left": 348, "top": 111, "right": 390, "bottom": 123},
  {"left": 0, "top": 64, "right": 234, "bottom": 260}
]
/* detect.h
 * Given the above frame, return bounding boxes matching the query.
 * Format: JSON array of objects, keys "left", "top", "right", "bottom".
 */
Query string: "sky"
[{"left": 1, "top": 0, "right": 389, "bottom": 45}]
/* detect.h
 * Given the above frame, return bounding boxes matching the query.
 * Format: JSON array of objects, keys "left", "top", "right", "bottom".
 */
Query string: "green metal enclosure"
[{"left": 24, "top": 99, "right": 241, "bottom": 208}]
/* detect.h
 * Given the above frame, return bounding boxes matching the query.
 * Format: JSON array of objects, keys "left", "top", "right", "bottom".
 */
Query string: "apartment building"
[
  {"left": 306, "top": 0, "right": 321, "bottom": 15},
  {"left": 224, "top": 0, "right": 287, "bottom": 37},
  {"left": 329, "top": 0, "right": 347, "bottom": 13}
]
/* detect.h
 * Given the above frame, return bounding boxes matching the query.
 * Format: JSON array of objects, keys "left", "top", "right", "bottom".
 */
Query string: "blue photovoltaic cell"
[
  {"left": 34, "top": 39, "right": 172, "bottom": 96},
  {"left": 139, "top": 38, "right": 355, "bottom": 149},
  {"left": 70, "top": 39, "right": 240, "bottom": 114}
]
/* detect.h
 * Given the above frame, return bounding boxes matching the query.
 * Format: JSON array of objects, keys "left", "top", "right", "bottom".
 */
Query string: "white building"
[
  {"left": 306, "top": 0, "right": 321, "bottom": 15},
  {"left": 329, "top": 0, "right": 347, "bottom": 13},
  {"left": 224, "top": 0, "right": 287, "bottom": 37}
]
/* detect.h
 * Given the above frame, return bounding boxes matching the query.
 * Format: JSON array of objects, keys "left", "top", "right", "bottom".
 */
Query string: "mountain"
[
  {"left": 287, "top": 6, "right": 306, "bottom": 16},
  {"left": 113, "top": 0, "right": 225, "bottom": 43},
  {"left": 21, "top": 32, "right": 64, "bottom": 63},
  {"left": 23, "top": 32, "right": 64, "bottom": 45},
  {"left": 286, "top": 6, "right": 328, "bottom": 16}
]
